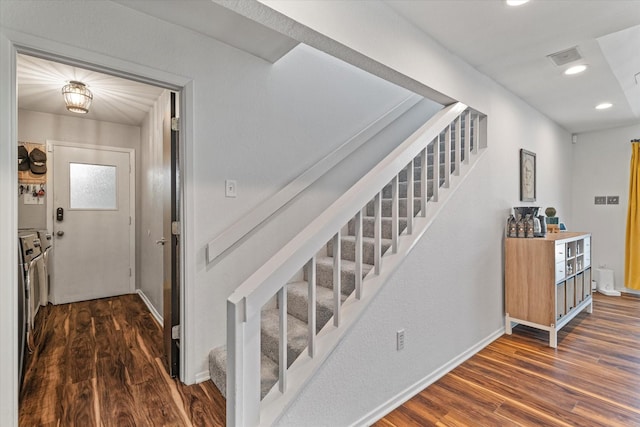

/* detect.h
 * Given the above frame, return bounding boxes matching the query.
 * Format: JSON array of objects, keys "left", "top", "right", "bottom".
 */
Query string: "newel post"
[{"left": 227, "top": 298, "right": 261, "bottom": 426}]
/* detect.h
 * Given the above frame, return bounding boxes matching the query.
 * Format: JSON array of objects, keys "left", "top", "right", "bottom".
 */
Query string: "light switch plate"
[
  {"left": 594, "top": 196, "right": 606, "bottom": 205},
  {"left": 225, "top": 180, "right": 237, "bottom": 198},
  {"left": 23, "top": 193, "right": 43, "bottom": 205},
  {"left": 607, "top": 196, "right": 619, "bottom": 205}
]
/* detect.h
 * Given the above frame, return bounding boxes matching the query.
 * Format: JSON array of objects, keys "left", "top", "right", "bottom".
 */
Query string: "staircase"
[
  {"left": 209, "top": 162, "right": 421, "bottom": 396},
  {"left": 212, "top": 103, "right": 486, "bottom": 426}
]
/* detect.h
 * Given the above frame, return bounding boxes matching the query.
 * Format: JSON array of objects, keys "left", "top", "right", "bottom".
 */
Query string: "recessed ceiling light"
[
  {"left": 506, "top": 0, "right": 530, "bottom": 6},
  {"left": 595, "top": 103, "right": 613, "bottom": 110},
  {"left": 564, "top": 65, "right": 587, "bottom": 75}
]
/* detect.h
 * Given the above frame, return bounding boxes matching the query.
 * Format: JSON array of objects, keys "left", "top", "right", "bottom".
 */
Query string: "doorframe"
[
  {"left": 46, "top": 141, "right": 137, "bottom": 303},
  {"left": 1, "top": 31, "right": 194, "bottom": 426}
]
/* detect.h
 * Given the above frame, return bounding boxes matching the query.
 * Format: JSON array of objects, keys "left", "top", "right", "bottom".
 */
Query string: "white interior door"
[{"left": 51, "top": 143, "right": 134, "bottom": 304}]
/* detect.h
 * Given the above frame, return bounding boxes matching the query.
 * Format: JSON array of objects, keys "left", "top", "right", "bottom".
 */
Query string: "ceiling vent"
[{"left": 547, "top": 47, "right": 582, "bottom": 66}]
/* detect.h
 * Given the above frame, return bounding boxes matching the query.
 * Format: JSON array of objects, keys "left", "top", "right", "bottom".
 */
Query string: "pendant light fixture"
[{"left": 62, "top": 81, "right": 93, "bottom": 114}]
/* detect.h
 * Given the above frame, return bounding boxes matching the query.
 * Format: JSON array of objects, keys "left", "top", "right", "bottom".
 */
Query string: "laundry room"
[{"left": 16, "top": 53, "right": 170, "bottom": 384}]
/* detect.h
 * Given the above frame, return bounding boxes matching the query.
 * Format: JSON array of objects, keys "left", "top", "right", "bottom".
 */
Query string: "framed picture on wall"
[{"left": 520, "top": 149, "right": 536, "bottom": 202}]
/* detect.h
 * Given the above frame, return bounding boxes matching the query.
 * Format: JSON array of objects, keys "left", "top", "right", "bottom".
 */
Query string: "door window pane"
[{"left": 69, "top": 163, "right": 117, "bottom": 209}]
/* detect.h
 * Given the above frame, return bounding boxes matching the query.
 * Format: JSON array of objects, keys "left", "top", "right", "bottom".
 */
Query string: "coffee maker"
[{"left": 513, "top": 206, "right": 546, "bottom": 237}]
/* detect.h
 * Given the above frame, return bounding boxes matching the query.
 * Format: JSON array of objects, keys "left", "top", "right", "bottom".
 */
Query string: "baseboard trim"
[
  {"left": 354, "top": 327, "right": 505, "bottom": 427},
  {"left": 194, "top": 370, "right": 211, "bottom": 384},
  {"left": 136, "top": 289, "right": 163, "bottom": 325}
]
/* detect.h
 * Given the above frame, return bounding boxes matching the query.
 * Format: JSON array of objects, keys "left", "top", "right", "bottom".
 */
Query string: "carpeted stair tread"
[
  {"left": 208, "top": 345, "right": 279, "bottom": 399},
  {"left": 366, "top": 198, "right": 423, "bottom": 217},
  {"left": 327, "top": 235, "right": 392, "bottom": 264},
  {"left": 261, "top": 308, "right": 309, "bottom": 368},
  {"left": 381, "top": 180, "right": 423, "bottom": 199},
  {"left": 348, "top": 216, "right": 408, "bottom": 239},
  {"left": 397, "top": 165, "right": 422, "bottom": 182},
  {"left": 287, "top": 281, "right": 347, "bottom": 332},
  {"left": 307, "top": 256, "right": 374, "bottom": 295}
]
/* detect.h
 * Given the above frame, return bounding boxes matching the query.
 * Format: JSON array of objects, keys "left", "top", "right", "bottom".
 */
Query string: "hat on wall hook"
[
  {"left": 29, "top": 147, "right": 47, "bottom": 175},
  {"left": 18, "top": 145, "right": 30, "bottom": 171}
]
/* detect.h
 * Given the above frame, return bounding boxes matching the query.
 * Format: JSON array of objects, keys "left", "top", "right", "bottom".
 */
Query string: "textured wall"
[
  {"left": 1, "top": 0, "right": 425, "bottom": 389},
  {"left": 255, "top": 1, "right": 574, "bottom": 425},
  {"left": 571, "top": 123, "right": 640, "bottom": 292}
]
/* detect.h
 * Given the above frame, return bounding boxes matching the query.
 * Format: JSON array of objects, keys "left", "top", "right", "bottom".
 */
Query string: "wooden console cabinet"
[{"left": 505, "top": 232, "right": 592, "bottom": 347}]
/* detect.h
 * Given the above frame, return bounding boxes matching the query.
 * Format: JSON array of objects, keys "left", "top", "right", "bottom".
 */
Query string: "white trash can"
[{"left": 595, "top": 268, "right": 621, "bottom": 296}]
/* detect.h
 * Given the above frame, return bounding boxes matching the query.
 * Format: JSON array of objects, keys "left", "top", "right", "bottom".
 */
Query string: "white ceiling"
[
  {"left": 384, "top": 0, "right": 640, "bottom": 134},
  {"left": 17, "top": 0, "right": 640, "bottom": 134},
  {"left": 17, "top": 54, "right": 165, "bottom": 126}
]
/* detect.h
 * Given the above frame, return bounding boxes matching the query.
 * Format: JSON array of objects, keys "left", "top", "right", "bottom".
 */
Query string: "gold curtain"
[{"left": 625, "top": 140, "right": 640, "bottom": 290}]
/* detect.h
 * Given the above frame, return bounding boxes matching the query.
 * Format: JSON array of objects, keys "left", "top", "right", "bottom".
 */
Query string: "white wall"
[
  {"left": 0, "top": 1, "right": 581, "bottom": 425},
  {"left": 571, "top": 123, "right": 640, "bottom": 293},
  {"left": 0, "top": 0, "right": 425, "bottom": 395},
  {"left": 252, "top": 2, "right": 574, "bottom": 425},
  {"left": 17, "top": 109, "right": 141, "bottom": 228},
  {"left": 137, "top": 91, "right": 169, "bottom": 316}
]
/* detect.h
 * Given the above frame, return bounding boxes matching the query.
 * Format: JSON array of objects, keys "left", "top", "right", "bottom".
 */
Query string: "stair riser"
[
  {"left": 327, "top": 237, "right": 391, "bottom": 265},
  {"left": 304, "top": 263, "right": 367, "bottom": 295},
  {"left": 348, "top": 217, "right": 407, "bottom": 239},
  {"left": 381, "top": 181, "right": 423, "bottom": 199},
  {"left": 287, "top": 290, "right": 334, "bottom": 333},
  {"left": 261, "top": 330, "right": 302, "bottom": 369},
  {"left": 397, "top": 166, "right": 422, "bottom": 182},
  {"left": 366, "top": 199, "right": 422, "bottom": 217}
]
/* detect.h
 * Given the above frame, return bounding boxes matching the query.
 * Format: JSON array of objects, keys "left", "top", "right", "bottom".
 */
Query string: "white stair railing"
[{"left": 226, "top": 102, "right": 486, "bottom": 426}]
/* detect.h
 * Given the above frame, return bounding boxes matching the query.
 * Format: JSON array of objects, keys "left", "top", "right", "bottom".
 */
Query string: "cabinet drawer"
[
  {"left": 555, "top": 243, "right": 565, "bottom": 263},
  {"left": 556, "top": 282, "right": 566, "bottom": 320},
  {"left": 565, "top": 278, "right": 575, "bottom": 313},
  {"left": 556, "top": 261, "right": 566, "bottom": 281},
  {"left": 576, "top": 273, "right": 584, "bottom": 305}
]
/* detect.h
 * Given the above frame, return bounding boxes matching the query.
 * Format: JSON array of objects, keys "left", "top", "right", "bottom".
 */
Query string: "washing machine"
[
  {"left": 18, "top": 231, "right": 42, "bottom": 381},
  {"left": 35, "top": 229, "right": 52, "bottom": 306}
]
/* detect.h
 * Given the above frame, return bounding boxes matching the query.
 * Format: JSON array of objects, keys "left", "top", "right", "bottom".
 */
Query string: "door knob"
[
  {"left": 156, "top": 238, "right": 167, "bottom": 245},
  {"left": 56, "top": 230, "right": 64, "bottom": 237}
]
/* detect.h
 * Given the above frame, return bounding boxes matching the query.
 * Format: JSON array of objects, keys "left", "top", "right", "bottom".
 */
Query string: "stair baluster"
[
  {"left": 354, "top": 210, "right": 363, "bottom": 300},
  {"left": 433, "top": 136, "right": 440, "bottom": 202},
  {"left": 444, "top": 124, "right": 452, "bottom": 188},
  {"left": 419, "top": 148, "right": 427, "bottom": 217},
  {"left": 333, "top": 231, "right": 342, "bottom": 327},
  {"left": 464, "top": 110, "right": 471, "bottom": 164},
  {"left": 277, "top": 287, "right": 287, "bottom": 392},
  {"left": 391, "top": 176, "right": 399, "bottom": 253},
  {"left": 307, "top": 257, "right": 317, "bottom": 357},
  {"left": 373, "top": 192, "right": 382, "bottom": 275},
  {"left": 407, "top": 159, "right": 414, "bottom": 235}
]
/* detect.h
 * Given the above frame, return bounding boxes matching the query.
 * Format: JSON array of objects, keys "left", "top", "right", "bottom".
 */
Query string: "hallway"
[{"left": 19, "top": 294, "right": 225, "bottom": 426}]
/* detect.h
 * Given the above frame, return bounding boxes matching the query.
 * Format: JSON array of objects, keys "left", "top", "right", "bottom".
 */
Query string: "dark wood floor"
[
  {"left": 20, "top": 292, "right": 640, "bottom": 426},
  {"left": 375, "top": 292, "right": 640, "bottom": 426},
  {"left": 19, "top": 294, "right": 225, "bottom": 426}
]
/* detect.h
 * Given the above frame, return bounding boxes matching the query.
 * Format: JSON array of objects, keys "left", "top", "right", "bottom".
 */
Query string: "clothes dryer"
[
  {"left": 17, "top": 231, "right": 42, "bottom": 380},
  {"left": 35, "top": 230, "right": 52, "bottom": 306}
]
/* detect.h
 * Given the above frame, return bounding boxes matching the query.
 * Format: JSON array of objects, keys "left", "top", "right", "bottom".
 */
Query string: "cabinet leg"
[
  {"left": 505, "top": 315, "right": 512, "bottom": 335},
  {"left": 588, "top": 300, "right": 593, "bottom": 314},
  {"left": 550, "top": 329, "right": 557, "bottom": 348}
]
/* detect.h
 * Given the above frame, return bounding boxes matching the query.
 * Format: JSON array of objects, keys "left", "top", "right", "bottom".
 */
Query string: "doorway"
[{"left": 16, "top": 53, "right": 183, "bottom": 379}]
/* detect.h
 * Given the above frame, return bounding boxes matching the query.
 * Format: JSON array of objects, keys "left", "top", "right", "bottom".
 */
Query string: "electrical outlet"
[
  {"left": 607, "top": 196, "right": 619, "bottom": 205},
  {"left": 397, "top": 329, "right": 405, "bottom": 351},
  {"left": 594, "top": 196, "right": 606, "bottom": 205}
]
